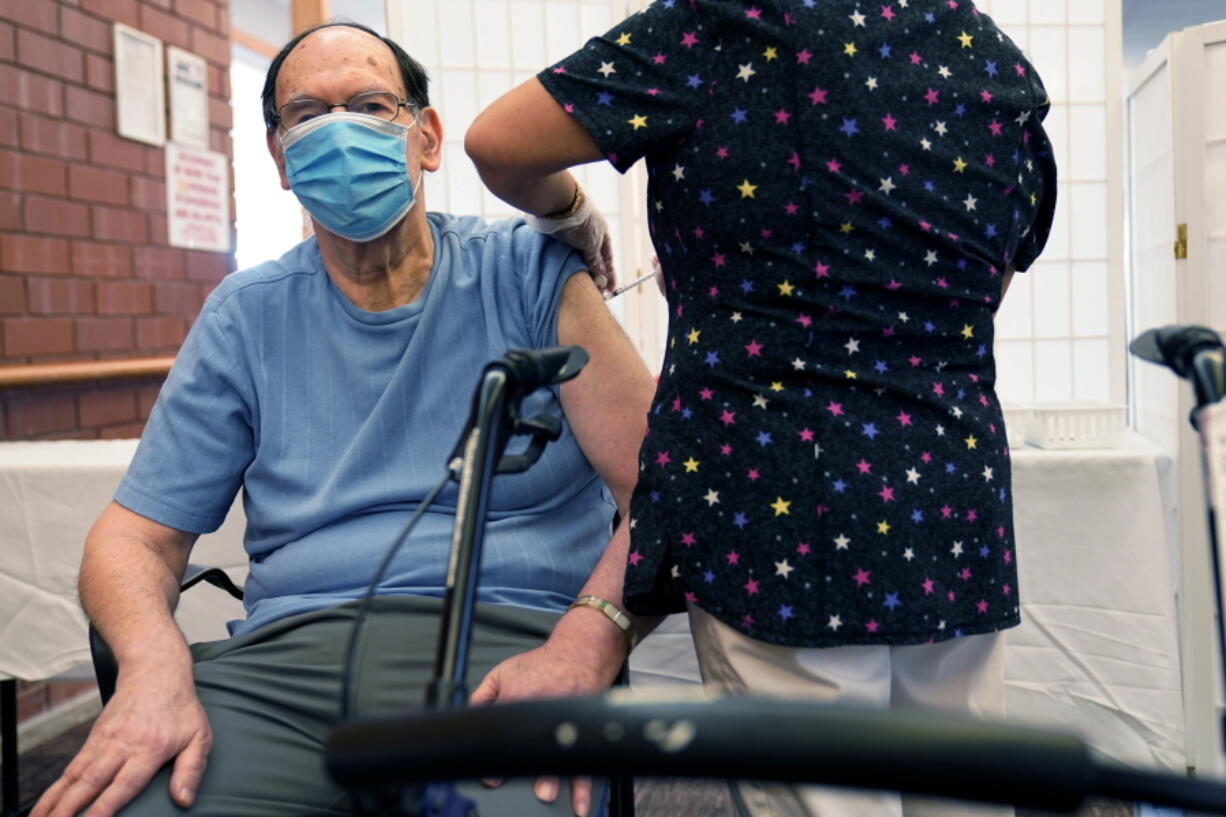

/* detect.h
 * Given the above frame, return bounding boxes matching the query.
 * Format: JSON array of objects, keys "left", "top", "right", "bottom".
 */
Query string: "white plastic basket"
[
  {"left": 1000, "top": 403, "right": 1033, "bottom": 450},
  {"left": 1024, "top": 402, "right": 1125, "bottom": 450}
]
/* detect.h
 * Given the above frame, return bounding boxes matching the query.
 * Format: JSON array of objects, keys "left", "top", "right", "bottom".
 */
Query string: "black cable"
[{"left": 341, "top": 468, "right": 456, "bottom": 721}]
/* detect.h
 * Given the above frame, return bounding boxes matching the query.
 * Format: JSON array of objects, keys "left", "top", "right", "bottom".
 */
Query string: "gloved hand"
[{"left": 526, "top": 185, "right": 616, "bottom": 295}]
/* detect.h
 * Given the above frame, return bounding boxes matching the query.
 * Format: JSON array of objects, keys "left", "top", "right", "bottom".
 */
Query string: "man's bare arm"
[{"left": 32, "top": 503, "right": 212, "bottom": 817}]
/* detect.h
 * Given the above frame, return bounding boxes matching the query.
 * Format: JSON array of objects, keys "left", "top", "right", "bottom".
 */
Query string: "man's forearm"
[{"left": 79, "top": 503, "right": 194, "bottom": 673}]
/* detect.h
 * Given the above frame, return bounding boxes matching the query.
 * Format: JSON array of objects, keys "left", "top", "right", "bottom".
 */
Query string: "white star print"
[
  {"left": 963, "top": 194, "right": 977, "bottom": 211},
  {"left": 775, "top": 559, "right": 795, "bottom": 578},
  {"left": 938, "top": 619, "right": 946, "bottom": 630},
  {"left": 937, "top": 65, "right": 952, "bottom": 79},
  {"left": 864, "top": 249, "right": 876, "bottom": 261},
  {"left": 924, "top": 250, "right": 938, "bottom": 266},
  {"left": 879, "top": 177, "right": 896, "bottom": 194},
  {"left": 903, "top": 548, "right": 915, "bottom": 561},
  {"left": 844, "top": 338, "right": 861, "bottom": 354},
  {"left": 936, "top": 424, "right": 946, "bottom": 436},
  {"left": 828, "top": 615, "right": 843, "bottom": 630},
  {"left": 736, "top": 63, "right": 756, "bottom": 82},
  {"left": 983, "top": 466, "right": 994, "bottom": 482},
  {"left": 752, "top": 394, "right": 769, "bottom": 409},
  {"left": 834, "top": 534, "right": 851, "bottom": 550},
  {"left": 906, "top": 467, "right": 921, "bottom": 484},
  {"left": 898, "top": 311, "right": 910, "bottom": 322},
  {"left": 920, "top": 137, "right": 932, "bottom": 151},
  {"left": 951, "top": 406, "right": 963, "bottom": 419},
  {"left": 738, "top": 241, "right": 754, "bottom": 254},
  {"left": 597, "top": 61, "right": 616, "bottom": 78},
  {"left": 704, "top": 488, "right": 720, "bottom": 505},
  {"left": 730, "top": 312, "right": 743, "bottom": 322},
  {"left": 849, "top": 10, "right": 866, "bottom": 26},
  {"left": 672, "top": 164, "right": 685, "bottom": 181},
  {"left": 629, "top": 517, "right": 637, "bottom": 529},
  {"left": 933, "top": 121, "right": 948, "bottom": 136},
  {"left": 951, "top": 541, "right": 964, "bottom": 557},
  {"left": 671, "top": 564, "right": 681, "bottom": 578},
  {"left": 1016, "top": 110, "right": 1031, "bottom": 126},
  {"left": 791, "top": 358, "right": 806, "bottom": 370},
  {"left": 866, "top": 76, "right": 879, "bottom": 90}
]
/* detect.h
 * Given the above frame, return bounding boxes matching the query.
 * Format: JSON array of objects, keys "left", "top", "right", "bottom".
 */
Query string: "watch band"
[{"left": 569, "top": 594, "right": 636, "bottom": 651}]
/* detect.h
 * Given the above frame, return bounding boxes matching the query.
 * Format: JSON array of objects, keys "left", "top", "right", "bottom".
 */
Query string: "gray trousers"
[{"left": 119, "top": 595, "right": 601, "bottom": 817}]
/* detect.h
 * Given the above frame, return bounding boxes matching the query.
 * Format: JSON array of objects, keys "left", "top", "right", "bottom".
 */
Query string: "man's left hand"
[{"left": 469, "top": 611, "right": 628, "bottom": 817}]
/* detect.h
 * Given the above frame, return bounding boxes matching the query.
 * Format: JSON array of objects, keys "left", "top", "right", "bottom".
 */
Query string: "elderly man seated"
[{"left": 32, "top": 21, "right": 654, "bottom": 817}]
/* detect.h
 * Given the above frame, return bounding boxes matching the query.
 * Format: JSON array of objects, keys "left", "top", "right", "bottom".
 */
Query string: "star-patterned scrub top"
[{"left": 538, "top": 0, "right": 1056, "bottom": 647}]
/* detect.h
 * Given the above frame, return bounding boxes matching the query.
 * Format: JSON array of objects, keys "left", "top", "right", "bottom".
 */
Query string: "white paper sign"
[
  {"left": 113, "top": 23, "right": 165, "bottom": 147},
  {"left": 166, "top": 143, "right": 231, "bottom": 253},
  {"left": 167, "top": 46, "right": 209, "bottom": 148}
]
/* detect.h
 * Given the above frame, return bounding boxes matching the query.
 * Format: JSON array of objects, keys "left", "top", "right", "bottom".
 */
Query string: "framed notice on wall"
[
  {"left": 167, "top": 46, "right": 209, "bottom": 148},
  {"left": 166, "top": 143, "right": 231, "bottom": 253},
  {"left": 112, "top": 23, "right": 166, "bottom": 146}
]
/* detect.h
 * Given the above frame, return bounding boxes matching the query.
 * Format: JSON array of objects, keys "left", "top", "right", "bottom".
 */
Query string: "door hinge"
[{"left": 1175, "top": 223, "right": 1189, "bottom": 260}]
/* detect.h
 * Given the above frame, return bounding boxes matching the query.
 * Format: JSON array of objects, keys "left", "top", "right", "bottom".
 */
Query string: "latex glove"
[
  {"left": 526, "top": 187, "right": 616, "bottom": 295},
  {"left": 31, "top": 662, "right": 212, "bottom": 817}
]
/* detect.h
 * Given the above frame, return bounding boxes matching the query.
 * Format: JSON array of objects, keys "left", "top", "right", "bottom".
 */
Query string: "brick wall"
[
  {"left": 0, "top": 0, "right": 234, "bottom": 442},
  {"left": 0, "top": 0, "right": 234, "bottom": 731}
]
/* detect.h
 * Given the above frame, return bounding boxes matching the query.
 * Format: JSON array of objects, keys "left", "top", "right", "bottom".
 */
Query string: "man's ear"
[
  {"left": 416, "top": 107, "right": 443, "bottom": 173},
  {"left": 266, "top": 128, "right": 291, "bottom": 191}
]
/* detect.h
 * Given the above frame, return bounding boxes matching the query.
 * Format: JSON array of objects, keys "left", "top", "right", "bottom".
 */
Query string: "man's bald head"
[{"left": 261, "top": 21, "right": 429, "bottom": 130}]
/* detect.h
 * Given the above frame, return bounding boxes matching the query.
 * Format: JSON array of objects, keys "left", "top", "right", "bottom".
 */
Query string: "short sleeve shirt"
[
  {"left": 116, "top": 213, "right": 615, "bottom": 635},
  {"left": 539, "top": 0, "right": 1056, "bottom": 647}
]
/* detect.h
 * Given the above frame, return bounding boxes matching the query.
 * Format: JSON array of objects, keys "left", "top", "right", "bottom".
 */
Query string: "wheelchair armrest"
[{"left": 89, "top": 564, "right": 246, "bottom": 704}]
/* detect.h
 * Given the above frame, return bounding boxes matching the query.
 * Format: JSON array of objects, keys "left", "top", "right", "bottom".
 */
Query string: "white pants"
[{"left": 688, "top": 604, "right": 1013, "bottom": 817}]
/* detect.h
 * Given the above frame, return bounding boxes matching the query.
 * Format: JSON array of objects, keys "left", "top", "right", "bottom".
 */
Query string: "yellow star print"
[
  {"left": 769, "top": 381, "right": 784, "bottom": 392},
  {"left": 957, "top": 31, "right": 974, "bottom": 48},
  {"left": 1030, "top": 193, "right": 1038, "bottom": 206},
  {"left": 683, "top": 457, "right": 700, "bottom": 472},
  {"left": 628, "top": 114, "right": 648, "bottom": 130},
  {"left": 616, "top": 32, "right": 632, "bottom": 46},
  {"left": 961, "top": 324, "right": 974, "bottom": 339},
  {"left": 952, "top": 156, "right": 968, "bottom": 173},
  {"left": 877, "top": 520, "right": 891, "bottom": 535},
  {"left": 844, "top": 369, "right": 857, "bottom": 380},
  {"left": 844, "top": 42, "right": 858, "bottom": 57},
  {"left": 771, "top": 497, "right": 792, "bottom": 516},
  {"left": 737, "top": 179, "right": 757, "bottom": 198},
  {"left": 763, "top": 46, "right": 778, "bottom": 61},
  {"left": 687, "top": 328, "right": 701, "bottom": 344},
  {"left": 965, "top": 435, "right": 978, "bottom": 450},
  {"left": 777, "top": 280, "right": 794, "bottom": 296},
  {"left": 839, "top": 221, "right": 854, "bottom": 234}
]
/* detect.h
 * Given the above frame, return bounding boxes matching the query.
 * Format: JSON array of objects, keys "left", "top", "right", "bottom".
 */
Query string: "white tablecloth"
[
  {"left": 0, "top": 439, "right": 247, "bottom": 682},
  {"left": 1, "top": 434, "right": 1184, "bottom": 771},
  {"left": 629, "top": 431, "right": 1186, "bottom": 771}
]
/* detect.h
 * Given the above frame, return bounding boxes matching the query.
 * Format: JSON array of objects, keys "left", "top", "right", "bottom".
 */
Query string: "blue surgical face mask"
[{"left": 280, "top": 112, "right": 422, "bottom": 242}]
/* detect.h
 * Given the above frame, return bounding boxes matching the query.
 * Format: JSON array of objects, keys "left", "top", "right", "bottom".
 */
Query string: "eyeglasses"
[{"left": 274, "top": 90, "right": 413, "bottom": 130}]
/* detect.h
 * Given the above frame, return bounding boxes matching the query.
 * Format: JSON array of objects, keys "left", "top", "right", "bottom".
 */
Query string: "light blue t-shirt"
[{"left": 116, "top": 212, "right": 614, "bottom": 635}]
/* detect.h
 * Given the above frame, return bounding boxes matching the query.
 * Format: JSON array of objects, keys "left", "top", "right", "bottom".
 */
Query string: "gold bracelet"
[
  {"left": 540, "top": 183, "right": 584, "bottom": 220},
  {"left": 569, "top": 594, "right": 636, "bottom": 652}
]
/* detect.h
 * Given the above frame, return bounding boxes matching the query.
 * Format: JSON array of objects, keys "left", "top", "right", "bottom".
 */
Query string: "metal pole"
[{"left": 1, "top": 678, "right": 18, "bottom": 816}]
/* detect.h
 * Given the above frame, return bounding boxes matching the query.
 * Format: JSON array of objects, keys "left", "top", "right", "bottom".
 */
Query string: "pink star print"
[
  {"left": 656, "top": 451, "right": 671, "bottom": 466},
  {"left": 866, "top": 619, "right": 881, "bottom": 632},
  {"left": 720, "top": 410, "right": 736, "bottom": 426},
  {"left": 882, "top": 113, "right": 898, "bottom": 131},
  {"left": 808, "top": 87, "right": 830, "bottom": 105},
  {"left": 747, "top": 468, "right": 761, "bottom": 481},
  {"left": 923, "top": 88, "right": 940, "bottom": 106},
  {"left": 629, "top": 550, "right": 643, "bottom": 566},
  {"left": 787, "top": 151, "right": 801, "bottom": 170},
  {"left": 826, "top": 401, "right": 844, "bottom": 416},
  {"left": 699, "top": 388, "right": 714, "bottom": 401},
  {"left": 922, "top": 577, "right": 935, "bottom": 595},
  {"left": 896, "top": 411, "right": 912, "bottom": 426},
  {"left": 878, "top": 485, "right": 895, "bottom": 503},
  {"left": 796, "top": 49, "right": 812, "bottom": 64},
  {"left": 795, "top": 314, "right": 812, "bottom": 328},
  {"left": 681, "top": 532, "right": 697, "bottom": 546},
  {"left": 976, "top": 600, "right": 989, "bottom": 614},
  {"left": 988, "top": 120, "right": 1004, "bottom": 136},
  {"left": 726, "top": 550, "right": 740, "bottom": 565},
  {"left": 784, "top": 202, "right": 799, "bottom": 215},
  {"left": 909, "top": 52, "right": 923, "bottom": 65},
  {"left": 680, "top": 32, "right": 699, "bottom": 47},
  {"left": 744, "top": 579, "right": 760, "bottom": 595},
  {"left": 797, "top": 542, "right": 811, "bottom": 555},
  {"left": 798, "top": 428, "right": 815, "bottom": 441},
  {"left": 716, "top": 146, "right": 730, "bottom": 159},
  {"left": 814, "top": 261, "right": 830, "bottom": 277},
  {"left": 745, "top": 6, "right": 763, "bottom": 19},
  {"left": 881, "top": 5, "right": 896, "bottom": 20},
  {"left": 774, "top": 109, "right": 792, "bottom": 124},
  {"left": 960, "top": 567, "right": 972, "bottom": 581},
  {"left": 856, "top": 459, "right": 873, "bottom": 474},
  {"left": 825, "top": 158, "right": 842, "bottom": 173},
  {"left": 745, "top": 340, "right": 763, "bottom": 357},
  {"left": 853, "top": 568, "right": 872, "bottom": 587},
  {"left": 720, "top": 444, "right": 733, "bottom": 456},
  {"left": 712, "top": 252, "right": 727, "bottom": 267},
  {"left": 940, "top": 505, "right": 954, "bottom": 519},
  {"left": 920, "top": 451, "right": 933, "bottom": 463}
]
